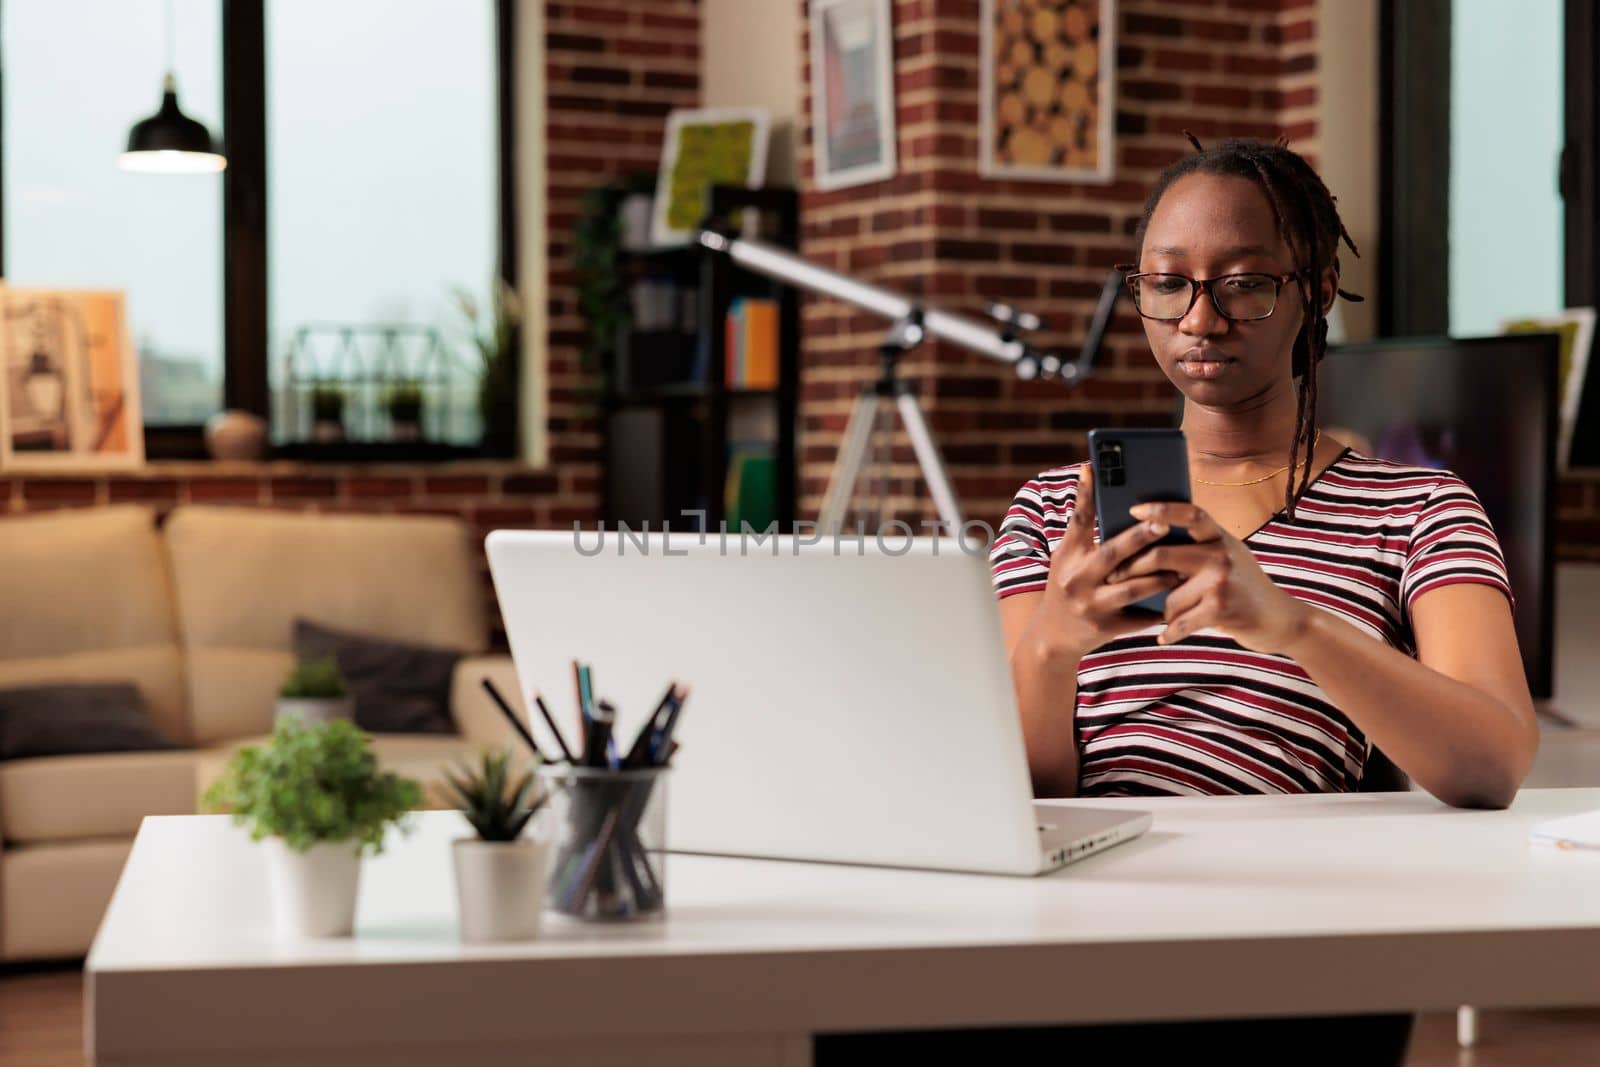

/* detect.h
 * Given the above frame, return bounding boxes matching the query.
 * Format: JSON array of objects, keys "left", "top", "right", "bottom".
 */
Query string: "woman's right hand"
[{"left": 1018, "top": 463, "right": 1183, "bottom": 664}]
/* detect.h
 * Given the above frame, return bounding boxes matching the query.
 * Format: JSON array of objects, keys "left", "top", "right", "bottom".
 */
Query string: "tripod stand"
[{"left": 818, "top": 311, "right": 963, "bottom": 535}]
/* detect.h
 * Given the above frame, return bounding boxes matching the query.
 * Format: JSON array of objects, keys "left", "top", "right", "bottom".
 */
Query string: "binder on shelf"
[{"left": 724, "top": 443, "right": 777, "bottom": 531}]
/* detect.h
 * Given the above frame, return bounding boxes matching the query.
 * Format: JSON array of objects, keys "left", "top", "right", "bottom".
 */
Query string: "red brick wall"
[
  {"left": 543, "top": 0, "right": 702, "bottom": 519},
  {"left": 798, "top": 0, "right": 1319, "bottom": 533}
]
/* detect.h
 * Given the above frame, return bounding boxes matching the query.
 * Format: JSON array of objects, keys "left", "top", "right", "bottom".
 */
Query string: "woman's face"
[{"left": 1136, "top": 172, "right": 1307, "bottom": 408}]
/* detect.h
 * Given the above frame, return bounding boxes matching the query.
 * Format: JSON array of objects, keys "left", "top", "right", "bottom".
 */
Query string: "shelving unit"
[{"left": 602, "top": 184, "right": 799, "bottom": 532}]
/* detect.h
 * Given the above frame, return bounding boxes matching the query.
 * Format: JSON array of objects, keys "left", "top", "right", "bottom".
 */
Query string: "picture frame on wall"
[
  {"left": 650, "top": 107, "right": 771, "bottom": 247},
  {"left": 809, "top": 0, "right": 898, "bottom": 192},
  {"left": 979, "top": 0, "right": 1116, "bottom": 184},
  {"left": 0, "top": 287, "right": 144, "bottom": 470},
  {"left": 1501, "top": 307, "right": 1596, "bottom": 470}
]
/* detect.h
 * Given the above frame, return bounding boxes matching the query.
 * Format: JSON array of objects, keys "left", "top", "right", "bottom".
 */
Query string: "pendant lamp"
[{"left": 118, "top": 1, "right": 225, "bottom": 173}]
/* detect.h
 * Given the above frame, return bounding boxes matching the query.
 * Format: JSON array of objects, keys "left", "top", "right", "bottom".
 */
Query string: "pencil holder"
[{"left": 537, "top": 764, "right": 669, "bottom": 922}]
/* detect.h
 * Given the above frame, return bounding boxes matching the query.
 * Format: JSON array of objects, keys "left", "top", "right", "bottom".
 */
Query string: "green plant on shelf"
[
  {"left": 574, "top": 170, "right": 657, "bottom": 400},
  {"left": 279, "top": 657, "right": 347, "bottom": 700},
  {"left": 310, "top": 383, "right": 346, "bottom": 425},
  {"left": 201, "top": 715, "right": 420, "bottom": 855},
  {"left": 385, "top": 379, "right": 425, "bottom": 432},
  {"left": 451, "top": 278, "right": 522, "bottom": 455},
  {"left": 444, "top": 747, "right": 558, "bottom": 843}
]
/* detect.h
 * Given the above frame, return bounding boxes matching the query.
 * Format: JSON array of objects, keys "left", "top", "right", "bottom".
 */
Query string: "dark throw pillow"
[
  {"left": 292, "top": 619, "right": 461, "bottom": 735},
  {"left": 0, "top": 683, "right": 181, "bottom": 760}
]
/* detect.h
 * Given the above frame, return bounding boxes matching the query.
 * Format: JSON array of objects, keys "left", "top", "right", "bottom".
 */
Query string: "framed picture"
[
  {"left": 1501, "top": 307, "right": 1596, "bottom": 470},
  {"left": 0, "top": 287, "right": 143, "bottom": 469},
  {"left": 809, "top": 0, "right": 898, "bottom": 192},
  {"left": 650, "top": 107, "right": 770, "bottom": 247},
  {"left": 980, "top": 0, "right": 1116, "bottom": 184}
]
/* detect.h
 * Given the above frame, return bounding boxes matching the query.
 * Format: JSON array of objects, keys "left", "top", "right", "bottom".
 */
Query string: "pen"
[
  {"left": 530, "top": 689, "right": 576, "bottom": 763},
  {"left": 479, "top": 678, "right": 546, "bottom": 762},
  {"left": 648, "top": 685, "right": 688, "bottom": 766},
  {"left": 623, "top": 682, "right": 678, "bottom": 768}
]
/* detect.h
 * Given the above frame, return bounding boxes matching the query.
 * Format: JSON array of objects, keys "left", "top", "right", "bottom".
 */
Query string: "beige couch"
[{"left": 0, "top": 505, "right": 523, "bottom": 961}]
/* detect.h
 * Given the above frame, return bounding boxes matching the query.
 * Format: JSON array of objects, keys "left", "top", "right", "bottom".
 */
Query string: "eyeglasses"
[{"left": 1123, "top": 271, "right": 1303, "bottom": 323}]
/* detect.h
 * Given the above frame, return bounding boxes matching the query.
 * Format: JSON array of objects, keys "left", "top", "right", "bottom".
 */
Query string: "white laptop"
[{"left": 485, "top": 530, "right": 1150, "bottom": 876}]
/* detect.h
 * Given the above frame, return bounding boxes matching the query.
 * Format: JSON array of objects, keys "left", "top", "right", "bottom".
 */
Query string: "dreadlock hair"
[{"left": 1131, "top": 134, "right": 1362, "bottom": 517}]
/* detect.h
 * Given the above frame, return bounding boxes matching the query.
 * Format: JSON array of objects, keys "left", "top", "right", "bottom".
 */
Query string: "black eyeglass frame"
[{"left": 1119, "top": 269, "right": 1308, "bottom": 323}]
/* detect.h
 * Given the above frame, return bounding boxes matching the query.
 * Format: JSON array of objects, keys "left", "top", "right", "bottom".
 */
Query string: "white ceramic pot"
[
  {"left": 275, "top": 697, "right": 354, "bottom": 728},
  {"left": 263, "top": 838, "right": 363, "bottom": 938},
  {"left": 452, "top": 838, "right": 552, "bottom": 942}
]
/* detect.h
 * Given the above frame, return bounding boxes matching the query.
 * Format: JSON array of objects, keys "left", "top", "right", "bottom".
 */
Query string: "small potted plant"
[
  {"left": 203, "top": 716, "right": 420, "bottom": 938},
  {"left": 310, "top": 383, "right": 347, "bottom": 443},
  {"left": 275, "top": 657, "right": 353, "bottom": 727},
  {"left": 386, "top": 380, "right": 425, "bottom": 442},
  {"left": 444, "top": 748, "right": 557, "bottom": 942}
]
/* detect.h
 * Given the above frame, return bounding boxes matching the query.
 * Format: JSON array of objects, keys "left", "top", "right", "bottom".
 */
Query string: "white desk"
[{"left": 87, "top": 790, "right": 1600, "bottom": 1067}]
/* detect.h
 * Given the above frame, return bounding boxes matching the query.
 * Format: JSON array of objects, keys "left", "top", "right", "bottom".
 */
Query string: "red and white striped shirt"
[{"left": 989, "top": 449, "right": 1513, "bottom": 797}]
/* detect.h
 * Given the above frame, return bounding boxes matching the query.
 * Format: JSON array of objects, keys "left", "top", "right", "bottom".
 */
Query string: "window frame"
[{"left": 0, "top": 0, "right": 518, "bottom": 459}]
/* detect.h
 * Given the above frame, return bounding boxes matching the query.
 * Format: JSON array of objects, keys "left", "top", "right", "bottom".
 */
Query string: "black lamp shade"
[{"left": 119, "top": 77, "right": 226, "bottom": 173}]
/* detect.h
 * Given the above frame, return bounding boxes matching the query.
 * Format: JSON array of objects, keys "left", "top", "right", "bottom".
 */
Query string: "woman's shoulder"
[
  {"left": 1006, "top": 463, "right": 1085, "bottom": 516},
  {"left": 1320, "top": 448, "right": 1475, "bottom": 499}
]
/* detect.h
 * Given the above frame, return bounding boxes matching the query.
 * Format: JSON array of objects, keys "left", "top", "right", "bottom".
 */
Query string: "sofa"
[{"left": 0, "top": 504, "right": 523, "bottom": 961}]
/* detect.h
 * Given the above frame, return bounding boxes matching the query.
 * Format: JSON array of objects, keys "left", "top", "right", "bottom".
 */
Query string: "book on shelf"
[
  {"left": 724, "top": 297, "right": 779, "bottom": 390},
  {"left": 724, "top": 442, "right": 777, "bottom": 531}
]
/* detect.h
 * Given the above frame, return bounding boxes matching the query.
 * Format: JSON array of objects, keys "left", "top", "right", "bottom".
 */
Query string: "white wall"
[
  {"left": 1316, "top": 0, "right": 1379, "bottom": 343},
  {"left": 701, "top": 0, "right": 803, "bottom": 186}
]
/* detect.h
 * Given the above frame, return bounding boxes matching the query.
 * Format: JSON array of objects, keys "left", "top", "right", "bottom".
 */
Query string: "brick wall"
[
  {"left": 543, "top": 0, "right": 702, "bottom": 518},
  {"left": 798, "top": 0, "right": 1319, "bottom": 534}
]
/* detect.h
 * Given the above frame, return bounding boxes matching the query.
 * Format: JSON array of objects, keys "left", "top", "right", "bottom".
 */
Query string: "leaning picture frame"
[
  {"left": 809, "top": 0, "right": 898, "bottom": 192},
  {"left": 650, "top": 107, "right": 770, "bottom": 247},
  {"left": 1501, "top": 306, "right": 1596, "bottom": 470},
  {"left": 0, "top": 287, "right": 144, "bottom": 470},
  {"left": 979, "top": 0, "right": 1116, "bottom": 184}
]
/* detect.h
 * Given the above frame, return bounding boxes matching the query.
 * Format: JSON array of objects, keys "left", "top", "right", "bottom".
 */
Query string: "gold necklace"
[{"left": 1193, "top": 432, "right": 1321, "bottom": 487}]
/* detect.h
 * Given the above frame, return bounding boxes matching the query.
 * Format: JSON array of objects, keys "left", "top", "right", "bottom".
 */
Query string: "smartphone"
[{"left": 1087, "top": 428, "right": 1194, "bottom": 614}]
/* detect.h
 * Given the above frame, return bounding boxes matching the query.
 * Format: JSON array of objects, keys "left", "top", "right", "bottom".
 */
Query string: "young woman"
[{"left": 992, "top": 138, "right": 1538, "bottom": 808}]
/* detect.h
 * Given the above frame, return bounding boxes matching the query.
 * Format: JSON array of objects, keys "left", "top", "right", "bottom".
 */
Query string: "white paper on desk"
[{"left": 1530, "top": 809, "right": 1600, "bottom": 850}]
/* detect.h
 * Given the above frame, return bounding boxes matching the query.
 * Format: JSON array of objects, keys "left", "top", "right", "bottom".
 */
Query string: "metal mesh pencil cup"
[{"left": 537, "top": 764, "right": 669, "bottom": 921}]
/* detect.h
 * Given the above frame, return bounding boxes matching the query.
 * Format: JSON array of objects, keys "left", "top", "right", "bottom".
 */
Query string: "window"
[
  {"left": 2, "top": 0, "right": 225, "bottom": 425},
  {"left": 1449, "top": 0, "right": 1564, "bottom": 336},
  {"left": 0, "top": 0, "right": 512, "bottom": 451},
  {"left": 266, "top": 0, "right": 499, "bottom": 444}
]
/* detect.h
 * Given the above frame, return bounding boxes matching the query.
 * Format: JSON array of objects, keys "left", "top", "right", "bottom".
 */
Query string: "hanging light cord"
[{"left": 164, "top": 0, "right": 176, "bottom": 79}]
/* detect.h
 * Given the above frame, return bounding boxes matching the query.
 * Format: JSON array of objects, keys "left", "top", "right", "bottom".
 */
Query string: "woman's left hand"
[{"left": 1108, "top": 502, "right": 1312, "bottom": 654}]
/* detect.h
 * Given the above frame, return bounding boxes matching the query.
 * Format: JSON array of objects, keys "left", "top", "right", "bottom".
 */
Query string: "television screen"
[{"left": 1320, "top": 334, "right": 1557, "bottom": 697}]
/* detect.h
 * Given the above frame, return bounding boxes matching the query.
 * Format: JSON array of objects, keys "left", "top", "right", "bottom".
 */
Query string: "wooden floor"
[
  {"left": 3, "top": 964, "right": 1599, "bottom": 1066},
  {"left": 6, "top": 724, "right": 1598, "bottom": 1065}
]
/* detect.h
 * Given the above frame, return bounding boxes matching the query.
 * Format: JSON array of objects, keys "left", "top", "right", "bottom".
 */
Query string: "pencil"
[
  {"left": 530, "top": 689, "right": 576, "bottom": 763},
  {"left": 479, "top": 678, "right": 546, "bottom": 762}
]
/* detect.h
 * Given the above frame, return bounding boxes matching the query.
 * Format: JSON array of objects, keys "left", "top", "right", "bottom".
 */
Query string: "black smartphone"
[{"left": 1087, "top": 428, "right": 1195, "bottom": 614}]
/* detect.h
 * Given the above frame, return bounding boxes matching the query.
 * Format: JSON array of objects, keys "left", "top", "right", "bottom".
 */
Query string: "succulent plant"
[{"left": 444, "top": 748, "right": 553, "bottom": 842}]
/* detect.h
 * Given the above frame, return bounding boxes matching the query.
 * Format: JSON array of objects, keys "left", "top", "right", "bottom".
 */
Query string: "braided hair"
[{"left": 1132, "top": 135, "right": 1362, "bottom": 515}]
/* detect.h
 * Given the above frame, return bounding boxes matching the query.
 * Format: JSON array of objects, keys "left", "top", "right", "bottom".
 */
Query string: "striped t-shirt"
[{"left": 989, "top": 449, "right": 1513, "bottom": 797}]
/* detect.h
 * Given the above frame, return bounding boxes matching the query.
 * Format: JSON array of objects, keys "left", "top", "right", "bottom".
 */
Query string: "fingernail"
[
  {"left": 1129, "top": 505, "right": 1149, "bottom": 517},
  {"left": 1147, "top": 522, "right": 1167, "bottom": 536}
]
